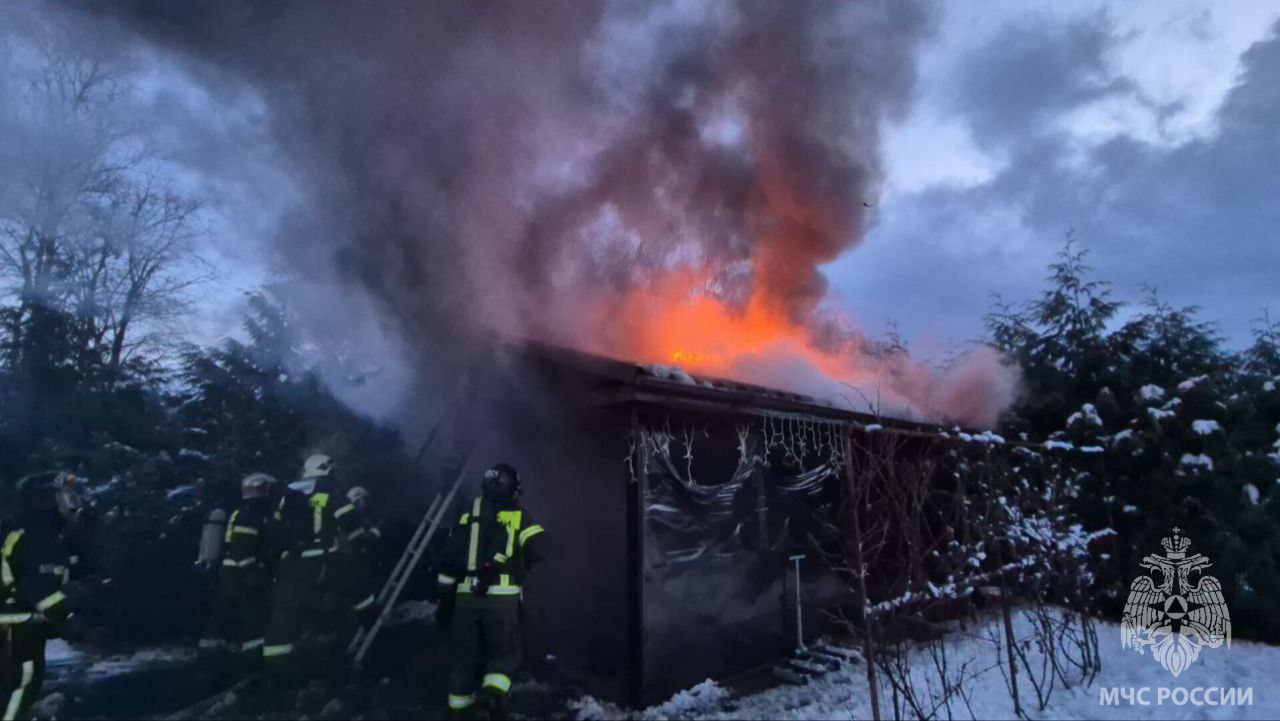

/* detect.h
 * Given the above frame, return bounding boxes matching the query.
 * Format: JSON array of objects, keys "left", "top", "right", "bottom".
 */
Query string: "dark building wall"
[
  {"left": 635, "top": 412, "right": 846, "bottom": 703},
  {"left": 455, "top": 352, "right": 858, "bottom": 704}
]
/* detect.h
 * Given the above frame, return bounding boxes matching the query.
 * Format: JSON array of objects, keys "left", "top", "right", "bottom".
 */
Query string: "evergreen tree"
[
  {"left": 1241, "top": 309, "right": 1280, "bottom": 378},
  {"left": 986, "top": 238, "right": 1122, "bottom": 434}
]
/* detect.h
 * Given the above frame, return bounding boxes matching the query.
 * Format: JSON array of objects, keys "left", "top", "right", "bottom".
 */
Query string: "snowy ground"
[{"left": 573, "top": 610, "right": 1280, "bottom": 720}]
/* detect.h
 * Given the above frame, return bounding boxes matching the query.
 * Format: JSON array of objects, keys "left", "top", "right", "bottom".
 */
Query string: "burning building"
[
  {"left": 71, "top": 0, "right": 1019, "bottom": 703},
  {"left": 433, "top": 341, "right": 950, "bottom": 706}
]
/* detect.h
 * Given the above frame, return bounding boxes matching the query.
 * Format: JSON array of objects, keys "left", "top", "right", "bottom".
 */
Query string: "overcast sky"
[
  {"left": 828, "top": 0, "right": 1280, "bottom": 356},
  {"left": 40, "top": 1, "right": 1279, "bottom": 364}
]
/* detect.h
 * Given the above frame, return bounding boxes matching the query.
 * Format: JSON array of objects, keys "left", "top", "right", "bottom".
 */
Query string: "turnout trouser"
[
  {"left": 1, "top": 624, "right": 46, "bottom": 721},
  {"left": 323, "top": 554, "right": 376, "bottom": 643},
  {"left": 447, "top": 594, "right": 521, "bottom": 715},
  {"left": 263, "top": 554, "right": 325, "bottom": 679},
  {"left": 202, "top": 570, "right": 270, "bottom": 658}
]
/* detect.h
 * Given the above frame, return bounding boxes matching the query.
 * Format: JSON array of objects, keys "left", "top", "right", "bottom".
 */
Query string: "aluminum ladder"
[{"left": 349, "top": 399, "right": 471, "bottom": 666}]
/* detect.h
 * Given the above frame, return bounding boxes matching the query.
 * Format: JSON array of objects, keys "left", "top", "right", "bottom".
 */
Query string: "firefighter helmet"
[
  {"left": 481, "top": 463, "right": 521, "bottom": 502},
  {"left": 301, "top": 454, "right": 334, "bottom": 480},
  {"left": 241, "top": 472, "right": 277, "bottom": 498},
  {"left": 347, "top": 486, "right": 370, "bottom": 505}
]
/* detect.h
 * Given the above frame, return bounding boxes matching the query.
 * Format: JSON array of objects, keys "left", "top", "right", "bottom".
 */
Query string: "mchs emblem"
[{"left": 1121, "top": 528, "right": 1231, "bottom": 677}]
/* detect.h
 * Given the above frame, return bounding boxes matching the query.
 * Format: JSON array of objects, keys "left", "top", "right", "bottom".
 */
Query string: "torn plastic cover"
[{"left": 638, "top": 418, "right": 843, "bottom": 563}]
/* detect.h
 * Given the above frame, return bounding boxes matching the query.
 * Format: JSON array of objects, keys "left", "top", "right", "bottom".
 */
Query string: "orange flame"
[{"left": 601, "top": 267, "right": 875, "bottom": 391}]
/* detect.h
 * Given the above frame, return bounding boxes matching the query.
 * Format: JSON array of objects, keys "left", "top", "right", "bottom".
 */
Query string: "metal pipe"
[{"left": 790, "top": 553, "right": 806, "bottom": 650}]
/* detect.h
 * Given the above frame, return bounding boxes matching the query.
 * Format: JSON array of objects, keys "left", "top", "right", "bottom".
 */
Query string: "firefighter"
[
  {"left": 437, "top": 463, "right": 546, "bottom": 720},
  {"left": 200, "top": 473, "right": 278, "bottom": 664},
  {"left": 262, "top": 454, "right": 340, "bottom": 679},
  {"left": 326, "top": 486, "right": 381, "bottom": 646},
  {"left": 1, "top": 474, "right": 85, "bottom": 721}
]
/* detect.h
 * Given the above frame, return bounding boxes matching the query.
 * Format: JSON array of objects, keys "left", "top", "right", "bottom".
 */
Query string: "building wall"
[
  {"left": 635, "top": 412, "right": 846, "bottom": 703},
  {"left": 463, "top": 353, "right": 853, "bottom": 704}
]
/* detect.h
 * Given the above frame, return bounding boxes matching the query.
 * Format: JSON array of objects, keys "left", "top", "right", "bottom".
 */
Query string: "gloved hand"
[
  {"left": 436, "top": 590, "right": 456, "bottom": 628},
  {"left": 474, "top": 562, "right": 499, "bottom": 597}
]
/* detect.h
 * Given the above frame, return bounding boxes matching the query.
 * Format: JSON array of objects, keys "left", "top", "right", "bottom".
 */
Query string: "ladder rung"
[{"left": 353, "top": 458, "right": 470, "bottom": 666}]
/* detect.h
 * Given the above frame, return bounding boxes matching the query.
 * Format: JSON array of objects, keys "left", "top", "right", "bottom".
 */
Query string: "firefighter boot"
[
  {"left": 445, "top": 693, "right": 479, "bottom": 720},
  {"left": 478, "top": 685, "right": 509, "bottom": 721}
]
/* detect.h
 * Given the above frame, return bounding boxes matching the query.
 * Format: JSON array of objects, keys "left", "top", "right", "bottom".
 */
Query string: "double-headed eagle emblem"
[{"left": 1120, "top": 528, "right": 1231, "bottom": 677}]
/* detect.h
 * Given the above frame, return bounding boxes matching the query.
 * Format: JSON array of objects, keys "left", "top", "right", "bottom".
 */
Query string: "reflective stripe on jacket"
[
  {"left": 440, "top": 497, "right": 545, "bottom": 596},
  {"left": 1, "top": 520, "right": 72, "bottom": 626}
]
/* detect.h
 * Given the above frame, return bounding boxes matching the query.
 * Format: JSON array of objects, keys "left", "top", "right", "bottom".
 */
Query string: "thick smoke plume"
[{"left": 75, "top": 0, "right": 1019, "bottom": 427}]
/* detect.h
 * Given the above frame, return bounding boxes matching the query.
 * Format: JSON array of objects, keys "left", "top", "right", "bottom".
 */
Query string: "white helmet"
[
  {"left": 301, "top": 454, "right": 334, "bottom": 480},
  {"left": 347, "top": 486, "right": 370, "bottom": 505},
  {"left": 241, "top": 472, "right": 277, "bottom": 498}
]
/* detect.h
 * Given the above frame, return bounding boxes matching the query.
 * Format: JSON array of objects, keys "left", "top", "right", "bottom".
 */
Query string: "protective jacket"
[
  {"left": 221, "top": 498, "right": 275, "bottom": 577},
  {"left": 2, "top": 511, "right": 76, "bottom": 721},
  {"left": 1, "top": 512, "right": 74, "bottom": 631},
  {"left": 274, "top": 480, "right": 340, "bottom": 562},
  {"left": 437, "top": 497, "right": 545, "bottom": 597}
]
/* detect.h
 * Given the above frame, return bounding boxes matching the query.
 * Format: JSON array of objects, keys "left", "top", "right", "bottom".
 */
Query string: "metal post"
[
  {"left": 626, "top": 407, "right": 647, "bottom": 708},
  {"left": 790, "top": 553, "right": 806, "bottom": 650}
]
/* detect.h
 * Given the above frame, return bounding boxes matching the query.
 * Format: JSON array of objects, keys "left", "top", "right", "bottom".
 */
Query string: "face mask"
[{"left": 288, "top": 480, "right": 317, "bottom": 495}]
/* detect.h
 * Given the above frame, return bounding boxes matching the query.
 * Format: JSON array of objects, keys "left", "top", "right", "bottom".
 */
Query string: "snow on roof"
[{"left": 640, "top": 364, "right": 700, "bottom": 386}]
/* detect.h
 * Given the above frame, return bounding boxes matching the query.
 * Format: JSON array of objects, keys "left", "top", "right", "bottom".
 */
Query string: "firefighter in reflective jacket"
[
  {"left": 438, "top": 463, "right": 546, "bottom": 720},
  {"left": 200, "top": 473, "right": 277, "bottom": 661},
  {"left": 2, "top": 474, "right": 84, "bottom": 721},
  {"left": 326, "top": 486, "right": 380, "bottom": 641},
  {"left": 262, "top": 454, "right": 339, "bottom": 676}
]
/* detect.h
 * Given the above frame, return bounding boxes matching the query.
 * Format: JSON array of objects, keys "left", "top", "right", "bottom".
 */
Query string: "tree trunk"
[{"left": 844, "top": 434, "right": 881, "bottom": 721}]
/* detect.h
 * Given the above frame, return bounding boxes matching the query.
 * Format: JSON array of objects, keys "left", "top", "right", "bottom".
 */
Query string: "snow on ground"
[
  {"left": 573, "top": 611, "right": 1280, "bottom": 720},
  {"left": 387, "top": 599, "right": 439, "bottom": 627},
  {"left": 45, "top": 639, "right": 85, "bottom": 669},
  {"left": 83, "top": 647, "right": 195, "bottom": 682}
]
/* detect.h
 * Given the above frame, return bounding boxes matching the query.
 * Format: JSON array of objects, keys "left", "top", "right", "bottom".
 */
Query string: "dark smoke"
[{"left": 61, "top": 1, "right": 1006, "bottom": 425}]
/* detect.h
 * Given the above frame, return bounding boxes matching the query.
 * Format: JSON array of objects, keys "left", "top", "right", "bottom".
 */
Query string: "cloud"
[
  {"left": 834, "top": 11, "right": 1280, "bottom": 350},
  {"left": 950, "top": 11, "right": 1134, "bottom": 147}
]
